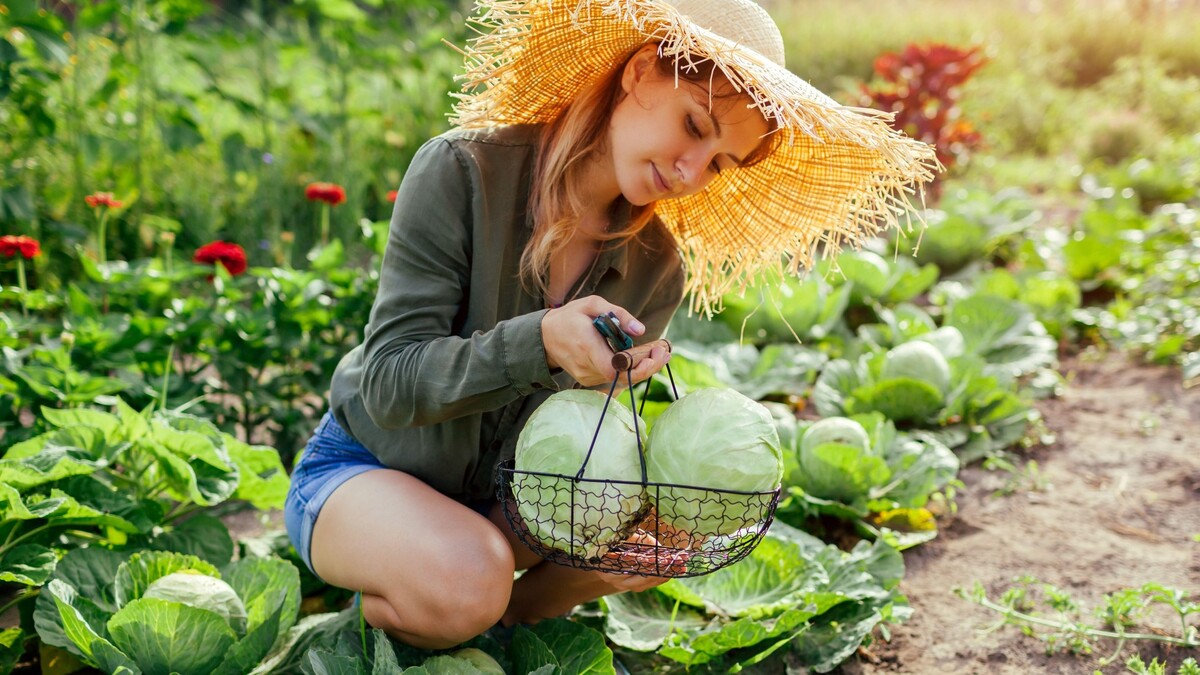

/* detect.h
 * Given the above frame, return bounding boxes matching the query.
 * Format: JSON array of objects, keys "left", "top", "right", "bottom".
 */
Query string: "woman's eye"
[{"left": 685, "top": 116, "right": 701, "bottom": 138}]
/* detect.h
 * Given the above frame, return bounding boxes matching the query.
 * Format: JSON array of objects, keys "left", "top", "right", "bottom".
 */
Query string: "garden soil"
[
  {"left": 216, "top": 352, "right": 1200, "bottom": 674},
  {"left": 841, "top": 352, "right": 1200, "bottom": 675}
]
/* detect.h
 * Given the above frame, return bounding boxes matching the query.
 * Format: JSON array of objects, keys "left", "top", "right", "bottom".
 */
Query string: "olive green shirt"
[{"left": 329, "top": 124, "right": 686, "bottom": 502}]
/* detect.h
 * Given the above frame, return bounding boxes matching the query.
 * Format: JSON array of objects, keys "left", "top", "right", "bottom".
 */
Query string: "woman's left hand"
[{"left": 594, "top": 532, "right": 689, "bottom": 592}]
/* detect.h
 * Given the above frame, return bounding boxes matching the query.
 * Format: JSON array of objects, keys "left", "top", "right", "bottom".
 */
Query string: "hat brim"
[{"left": 453, "top": 0, "right": 940, "bottom": 313}]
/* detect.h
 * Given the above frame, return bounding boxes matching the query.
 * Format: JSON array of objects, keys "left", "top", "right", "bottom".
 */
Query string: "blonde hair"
[{"left": 520, "top": 46, "right": 779, "bottom": 299}]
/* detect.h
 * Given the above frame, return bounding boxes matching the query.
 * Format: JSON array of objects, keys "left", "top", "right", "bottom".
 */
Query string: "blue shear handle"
[{"left": 592, "top": 312, "right": 633, "bottom": 352}]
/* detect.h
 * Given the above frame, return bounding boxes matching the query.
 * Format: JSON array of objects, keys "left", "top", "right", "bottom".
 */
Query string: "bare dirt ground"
[{"left": 842, "top": 351, "right": 1200, "bottom": 674}]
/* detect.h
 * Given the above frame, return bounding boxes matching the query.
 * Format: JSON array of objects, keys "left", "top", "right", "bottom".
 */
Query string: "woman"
[{"left": 285, "top": 0, "right": 938, "bottom": 650}]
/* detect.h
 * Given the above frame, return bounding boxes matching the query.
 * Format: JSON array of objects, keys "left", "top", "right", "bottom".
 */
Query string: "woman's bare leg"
[{"left": 310, "top": 470, "right": 516, "bottom": 649}]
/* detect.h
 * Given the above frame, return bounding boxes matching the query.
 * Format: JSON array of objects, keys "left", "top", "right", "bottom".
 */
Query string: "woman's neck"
[{"left": 575, "top": 147, "right": 622, "bottom": 224}]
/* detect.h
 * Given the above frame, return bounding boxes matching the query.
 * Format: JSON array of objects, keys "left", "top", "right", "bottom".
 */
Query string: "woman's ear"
[{"left": 620, "top": 45, "right": 660, "bottom": 96}]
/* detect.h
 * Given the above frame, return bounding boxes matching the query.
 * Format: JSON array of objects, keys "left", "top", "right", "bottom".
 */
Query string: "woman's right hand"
[{"left": 541, "top": 295, "right": 670, "bottom": 387}]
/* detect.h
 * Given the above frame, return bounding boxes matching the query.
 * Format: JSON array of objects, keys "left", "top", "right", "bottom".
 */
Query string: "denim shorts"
[{"left": 285, "top": 412, "right": 386, "bottom": 578}]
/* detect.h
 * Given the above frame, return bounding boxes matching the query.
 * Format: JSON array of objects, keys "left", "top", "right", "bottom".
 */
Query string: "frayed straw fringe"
[{"left": 450, "top": 0, "right": 941, "bottom": 316}]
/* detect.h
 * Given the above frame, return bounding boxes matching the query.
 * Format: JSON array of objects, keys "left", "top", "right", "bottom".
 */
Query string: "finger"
[
  {"left": 602, "top": 303, "right": 646, "bottom": 337},
  {"left": 627, "top": 347, "right": 667, "bottom": 383}
]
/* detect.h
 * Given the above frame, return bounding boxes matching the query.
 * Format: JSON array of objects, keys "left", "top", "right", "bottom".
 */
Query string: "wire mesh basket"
[{"left": 496, "top": 324, "right": 781, "bottom": 578}]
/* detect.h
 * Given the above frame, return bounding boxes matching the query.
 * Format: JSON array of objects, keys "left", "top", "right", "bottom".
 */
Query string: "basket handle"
[{"left": 611, "top": 339, "right": 671, "bottom": 371}]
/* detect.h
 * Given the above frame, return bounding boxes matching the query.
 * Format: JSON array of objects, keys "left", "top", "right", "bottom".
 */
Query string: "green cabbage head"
[
  {"left": 795, "top": 416, "right": 890, "bottom": 503},
  {"left": 799, "top": 417, "right": 871, "bottom": 456},
  {"left": 143, "top": 570, "right": 248, "bottom": 635},
  {"left": 881, "top": 340, "right": 952, "bottom": 394},
  {"left": 514, "top": 389, "right": 646, "bottom": 559},
  {"left": 645, "top": 387, "right": 783, "bottom": 537}
]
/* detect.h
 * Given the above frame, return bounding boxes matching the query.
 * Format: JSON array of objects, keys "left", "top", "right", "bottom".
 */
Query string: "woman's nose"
[{"left": 675, "top": 155, "right": 715, "bottom": 192}]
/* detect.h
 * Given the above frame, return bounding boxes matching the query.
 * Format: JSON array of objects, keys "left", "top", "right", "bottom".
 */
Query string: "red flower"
[
  {"left": 193, "top": 241, "right": 248, "bottom": 276},
  {"left": 386, "top": 189, "right": 399, "bottom": 203},
  {"left": 304, "top": 182, "right": 347, "bottom": 206},
  {"left": 85, "top": 192, "right": 123, "bottom": 209},
  {"left": 0, "top": 235, "right": 41, "bottom": 259}
]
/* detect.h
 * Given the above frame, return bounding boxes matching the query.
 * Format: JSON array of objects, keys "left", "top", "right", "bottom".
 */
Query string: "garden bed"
[{"left": 845, "top": 352, "right": 1200, "bottom": 674}]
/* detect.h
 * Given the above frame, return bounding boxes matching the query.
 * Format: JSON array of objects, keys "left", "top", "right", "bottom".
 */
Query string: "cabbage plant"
[
  {"left": 34, "top": 548, "right": 300, "bottom": 675},
  {"left": 514, "top": 390, "right": 646, "bottom": 559},
  {"left": 645, "top": 388, "right": 782, "bottom": 537},
  {"left": 791, "top": 413, "right": 959, "bottom": 519},
  {"left": 812, "top": 337, "right": 957, "bottom": 424}
]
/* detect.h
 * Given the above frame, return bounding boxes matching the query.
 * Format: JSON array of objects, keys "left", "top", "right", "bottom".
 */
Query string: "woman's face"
[{"left": 608, "top": 49, "right": 770, "bottom": 207}]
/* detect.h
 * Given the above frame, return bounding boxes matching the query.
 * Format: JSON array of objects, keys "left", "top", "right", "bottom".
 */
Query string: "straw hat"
[{"left": 451, "top": 0, "right": 941, "bottom": 313}]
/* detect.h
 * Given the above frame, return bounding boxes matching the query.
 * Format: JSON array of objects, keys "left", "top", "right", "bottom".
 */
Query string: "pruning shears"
[
  {"left": 592, "top": 311, "right": 672, "bottom": 372},
  {"left": 592, "top": 311, "right": 634, "bottom": 353}
]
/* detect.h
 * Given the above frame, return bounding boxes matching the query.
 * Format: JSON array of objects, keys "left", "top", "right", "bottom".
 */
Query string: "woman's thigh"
[{"left": 310, "top": 469, "right": 517, "bottom": 628}]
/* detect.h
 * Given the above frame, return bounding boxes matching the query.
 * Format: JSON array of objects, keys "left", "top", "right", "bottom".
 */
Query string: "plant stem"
[
  {"left": 1, "top": 523, "right": 54, "bottom": 554},
  {"left": 132, "top": 0, "right": 149, "bottom": 256},
  {"left": 0, "top": 588, "right": 38, "bottom": 616},
  {"left": 70, "top": 16, "right": 85, "bottom": 224},
  {"left": 159, "top": 343, "right": 175, "bottom": 411},
  {"left": 320, "top": 203, "right": 330, "bottom": 246},
  {"left": 16, "top": 257, "right": 28, "bottom": 318},
  {"left": 97, "top": 210, "right": 108, "bottom": 265},
  {"left": 972, "top": 590, "right": 1200, "bottom": 647}
]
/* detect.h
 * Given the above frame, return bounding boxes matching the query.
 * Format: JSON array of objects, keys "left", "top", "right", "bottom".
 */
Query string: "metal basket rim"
[{"left": 496, "top": 459, "right": 782, "bottom": 497}]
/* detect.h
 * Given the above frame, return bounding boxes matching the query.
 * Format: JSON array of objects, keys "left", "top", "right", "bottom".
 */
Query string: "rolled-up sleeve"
[{"left": 359, "top": 138, "right": 557, "bottom": 429}]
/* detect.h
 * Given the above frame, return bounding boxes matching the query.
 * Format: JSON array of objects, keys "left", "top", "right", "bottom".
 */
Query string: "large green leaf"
[
  {"left": 44, "top": 580, "right": 141, "bottom": 674},
  {"left": 791, "top": 601, "right": 887, "bottom": 674},
  {"left": 299, "top": 648, "right": 365, "bottom": 675},
  {"left": 657, "top": 605, "right": 815, "bottom": 666},
  {"left": 33, "top": 548, "right": 127, "bottom": 657},
  {"left": 512, "top": 619, "right": 614, "bottom": 675},
  {"left": 510, "top": 626, "right": 557, "bottom": 675},
  {"left": 659, "top": 536, "right": 827, "bottom": 618},
  {"left": 211, "top": 598, "right": 286, "bottom": 675},
  {"left": 141, "top": 513, "right": 234, "bottom": 565},
  {"left": 826, "top": 250, "right": 891, "bottom": 304},
  {"left": 0, "top": 543, "right": 56, "bottom": 585},
  {"left": 737, "top": 344, "right": 826, "bottom": 399},
  {"left": 34, "top": 487, "right": 139, "bottom": 531},
  {"left": 0, "top": 431, "right": 100, "bottom": 490},
  {"left": 400, "top": 654, "right": 494, "bottom": 674},
  {"left": 879, "top": 437, "right": 960, "bottom": 508},
  {"left": 0, "top": 627, "right": 24, "bottom": 675},
  {"left": 0, "top": 481, "right": 60, "bottom": 521},
  {"left": 225, "top": 437, "right": 289, "bottom": 510},
  {"left": 601, "top": 590, "right": 708, "bottom": 651},
  {"left": 107, "top": 597, "right": 237, "bottom": 675},
  {"left": 53, "top": 475, "right": 160, "bottom": 533},
  {"left": 248, "top": 610, "right": 355, "bottom": 675},
  {"left": 810, "top": 359, "right": 864, "bottom": 418},
  {"left": 40, "top": 407, "right": 121, "bottom": 440},
  {"left": 945, "top": 295, "right": 1034, "bottom": 357},
  {"left": 138, "top": 434, "right": 238, "bottom": 506},
  {"left": 222, "top": 556, "right": 301, "bottom": 639},
  {"left": 150, "top": 418, "right": 231, "bottom": 472},
  {"left": 885, "top": 261, "right": 939, "bottom": 304}
]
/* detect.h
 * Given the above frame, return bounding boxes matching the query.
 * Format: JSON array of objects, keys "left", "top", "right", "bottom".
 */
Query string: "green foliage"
[
  {"left": 35, "top": 548, "right": 300, "bottom": 675},
  {"left": 0, "top": 399, "right": 288, "bottom": 593},
  {"left": 960, "top": 578, "right": 1200, "bottom": 668},
  {"left": 1, "top": 248, "right": 378, "bottom": 461},
  {"left": 603, "top": 524, "right": 907, "bottom": 673},
  {"left": 789, "top": 413, "right": 958, "bottom": 527}
]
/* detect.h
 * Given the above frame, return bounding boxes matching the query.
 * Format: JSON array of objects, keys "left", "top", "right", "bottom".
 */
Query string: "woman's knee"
[
  {"left": 431, "top": 526, "right": 516, "bottom": 637},
  {"left": 380, "top": 523, "right": 516, "bottom": 645}
]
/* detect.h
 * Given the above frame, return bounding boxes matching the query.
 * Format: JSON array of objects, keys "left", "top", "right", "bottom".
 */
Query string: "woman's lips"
[{"left": 652, "top": 164, "right": 670, "bottom": 194}]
